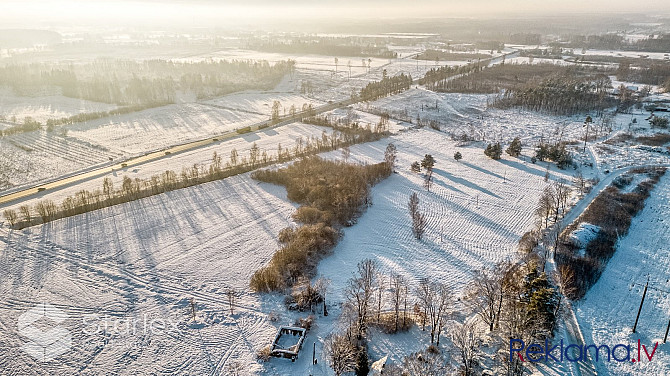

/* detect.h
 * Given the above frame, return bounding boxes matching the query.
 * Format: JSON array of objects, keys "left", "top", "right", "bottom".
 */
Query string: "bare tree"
[
  {"left": 19, "top": 205, "right": 31, "bottom": 224},
  {"left": 102, "top": 177, "right": 114, "bottom": 200},
  {"left": 325, "top": 334, "right": 357, "bottom": 376},
  {"left": 3, "top": 209, "right": 18, "bottom": 227},
  {"left": 384, "top": 142, "right": 397, "bottom": 172},
  {"left": 390, "top": 274, "right": 405, "bottom": 332},
  {"left": 376, "top": 273, "right": 385, "bottom": 324},
  {"left": 226, "top": 288, "right": 237, "bottom": 315},
  {"left": 341, "top": 146, "right": 351, "bottom": 162},
  {"left": 416, "top": 278, "right": 451, "bottom": 345},
  {"left": 552, "top": 180, "right": 571, "bottom": 223},
  {"left": 450, "top": 322, "right": 480, "bottom": 376},
  {"left": 423, "top": 169, "right": 433, "bottom": 191},
  {"left": 464, "top": 267, "right": 505, "bottom": 332},
  {"left": 345, "top": 259, "right": 378, "bottom": 338},
  {"left": 230, "top": 148, "right": 239, "bottom": 167},
  {"left": 573, "top": 171, "right": 586, "bottom": 195},
  {"left": 408, "top": 192, "right": 427, "bottom": 240},
  {"left": 535, "top": 187, "right": 554, "bottom": 229}
]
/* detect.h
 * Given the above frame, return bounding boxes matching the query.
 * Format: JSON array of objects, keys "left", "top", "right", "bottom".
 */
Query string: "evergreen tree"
[{"left": 506, "top": 137, "right": 522, "bottom": 157}]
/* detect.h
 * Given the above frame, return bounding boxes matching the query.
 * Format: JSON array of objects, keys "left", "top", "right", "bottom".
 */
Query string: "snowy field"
[
  {"left": 358, "top": 88, "right": 593, "bottom": 145},
  {"left": 574, "top": 173, "right": 670, "bottom": 375},
  {"left": 0, "top": 133, "right": 121, "bottom": 192},
  {"left": 0, "top": 127, "right": 573, "bottom": 374}
]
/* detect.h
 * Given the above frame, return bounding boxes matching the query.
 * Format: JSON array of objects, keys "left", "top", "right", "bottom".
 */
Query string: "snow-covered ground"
[
  {"left": 0, "top": 127, "right": 573, "bottom": 374},
  {"left": 574, "top": 173, "right": 670, "bottom": 375}
]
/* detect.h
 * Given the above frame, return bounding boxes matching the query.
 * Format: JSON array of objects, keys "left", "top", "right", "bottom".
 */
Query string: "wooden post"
[
  {"left": 633, "top": 280, "right": 648, "bottom": 333},
  {"left": 312, "top": 342, "right": 316, "bottom": 364}
]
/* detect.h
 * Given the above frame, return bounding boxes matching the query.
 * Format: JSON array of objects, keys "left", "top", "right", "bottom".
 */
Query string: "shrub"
[
  {"left": 293, "top": 206, "right": 334, "bottom": 225},
  {"left": 251, "top": 157, "right": 390, "bottom": 292},
  {"left": 453, "top": 151, "right": 462, "bottom": 161},
  {"left": 257, "top": 345, "right": 272, "bottom": 362}
]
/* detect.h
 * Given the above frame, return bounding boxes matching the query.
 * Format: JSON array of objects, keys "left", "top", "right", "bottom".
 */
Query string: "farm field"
[{"left": 0, "top": 13, "right": 669, "bottom": 375}]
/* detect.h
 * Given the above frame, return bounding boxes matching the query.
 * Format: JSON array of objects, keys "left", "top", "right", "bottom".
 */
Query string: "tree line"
[
  {"left": 249, "top": 37, "right": 396, "bottom": 59},
  {"left": 0, "top": 59, "right": 295, "bottom": 106},
  {"left": 359, "top": 71, "right": 412, "bottom": 101},
  {"left": 555, "top": 167, "right": 666, "bottom": 299}
]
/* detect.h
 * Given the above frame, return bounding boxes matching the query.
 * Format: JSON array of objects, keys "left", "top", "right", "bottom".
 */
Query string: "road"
[
  {"left": 0, "top": 50, "right": 519, "bottom": 208},
  {"left": 0, "top": 98, "right": 354, "bottom": 207}
]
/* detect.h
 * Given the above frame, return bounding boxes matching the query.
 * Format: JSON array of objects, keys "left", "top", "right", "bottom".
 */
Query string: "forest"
[
  {"left": 616, "top": 59, "right": 670, "bottom": 87},
  {"left": 0, "top": 59, "right": 295, "bottom": 105},
  {"left": 248, "top": 36, "right": 397, "bottom": 58},
  {"left": 563, "top": 33, "right": 670, "bottom": 53}
]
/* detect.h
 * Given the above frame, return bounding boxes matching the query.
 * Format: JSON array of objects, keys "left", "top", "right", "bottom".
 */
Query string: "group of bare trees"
[
  {"left": 535, "top": 180, "right": 572, "bottom": 230},
  {"left": 326, "top": 259, "right": 455, "bottom": 376}
]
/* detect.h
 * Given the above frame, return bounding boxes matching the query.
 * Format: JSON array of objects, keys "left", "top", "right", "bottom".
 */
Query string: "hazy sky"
[{"left": 3, "top": 0, "right": 670, "bottom": 27}]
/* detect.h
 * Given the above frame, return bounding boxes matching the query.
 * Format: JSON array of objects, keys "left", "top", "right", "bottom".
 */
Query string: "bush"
[
  {"left": 650, "top": 116, "right": 669, "bottom": 128},
  {"left": 257, "top": 345, "right": 272, "bottom": 362},
  {"left": 292, "top": 206, "right": 334, "bottom": 225},
  {"left": 295, "top": 315, "right": 316, "bottom": 331},
  {"left": 453, "top": 151, "right": 463, "bottom": 161}
]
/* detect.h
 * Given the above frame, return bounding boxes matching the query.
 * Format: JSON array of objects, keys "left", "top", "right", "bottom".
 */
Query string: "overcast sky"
[{"left": 3, "top": 0, "right": 670, "bottom": 27}]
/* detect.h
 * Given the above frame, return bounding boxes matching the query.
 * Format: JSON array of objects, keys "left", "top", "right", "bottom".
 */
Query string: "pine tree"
[{"left": 506, "top": 137, "right": 522, "bottom": 157}]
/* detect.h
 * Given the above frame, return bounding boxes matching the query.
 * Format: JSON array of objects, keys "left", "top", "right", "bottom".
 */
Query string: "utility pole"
[{"left": 633, "top": 278, "right": 649, "bottom": 333}]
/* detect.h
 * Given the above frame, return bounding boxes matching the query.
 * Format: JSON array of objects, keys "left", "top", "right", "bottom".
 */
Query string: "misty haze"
[{"left": 0, "top": 1, "right": 669, "bottom": 375}]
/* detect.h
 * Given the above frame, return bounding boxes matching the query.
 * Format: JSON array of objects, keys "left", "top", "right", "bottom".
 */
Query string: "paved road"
[
  {"left": 0, "top": 98, "right": 354, "bottom": 207},
  {"left": 0, "top": 50, "right": 519, "bottom": 208}
]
